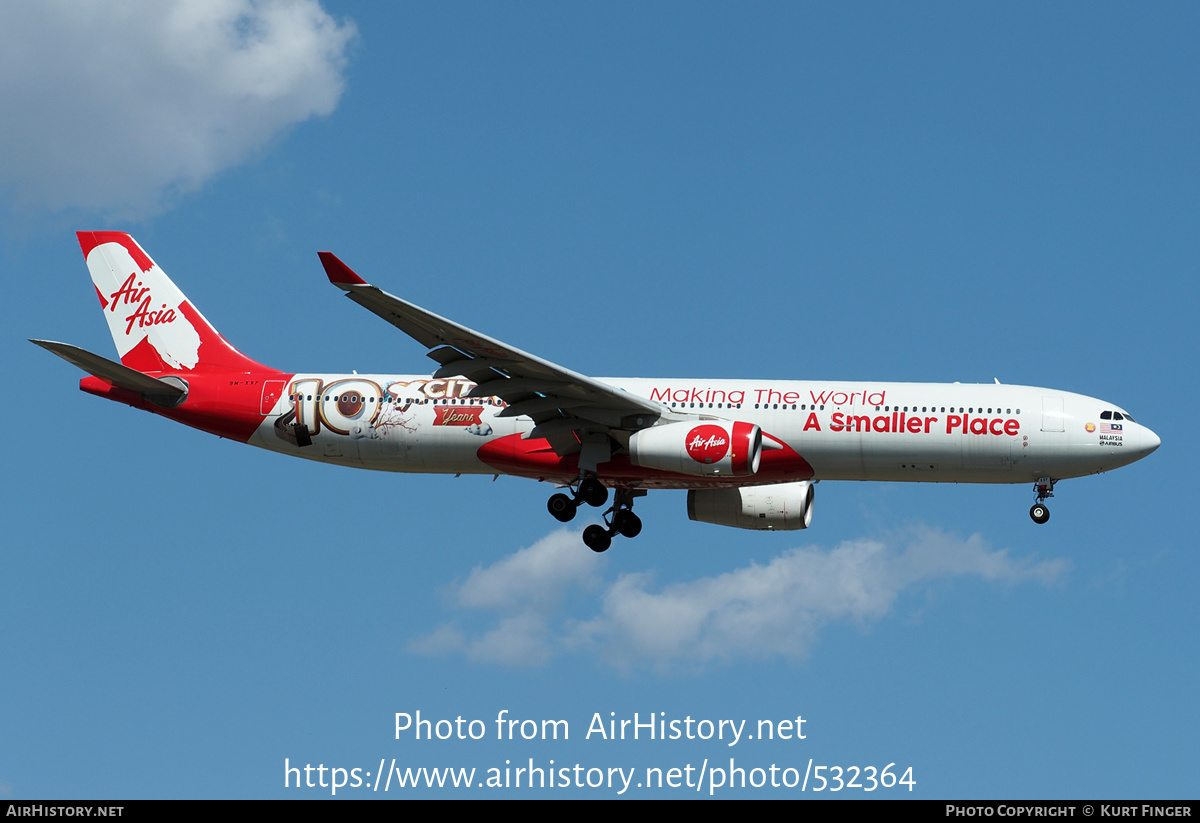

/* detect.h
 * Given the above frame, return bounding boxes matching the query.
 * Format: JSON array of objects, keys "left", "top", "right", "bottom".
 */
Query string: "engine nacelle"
[
  {"left": 629, "top": 420, "right": 762, "bottom": 477},
  {"left": 687, "top": 481, "right": 815, "bottom": 530}
]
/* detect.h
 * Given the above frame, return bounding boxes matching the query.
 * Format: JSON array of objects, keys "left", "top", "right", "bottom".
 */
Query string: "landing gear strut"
[
  {"left": 1030, "top": 477, "right": 1055, "bottom": 524},
  {"left": 582, "top": 488, "right": 646, "bottom": 552},
  {"left": 546, "top": 474, "right": 610, "bottom": 523},
  {"left": 544, "top": 479, "right": 643, "bottom": 552},
  {"left": 546, "top": 477, "right": 645, "bottom": 551}
]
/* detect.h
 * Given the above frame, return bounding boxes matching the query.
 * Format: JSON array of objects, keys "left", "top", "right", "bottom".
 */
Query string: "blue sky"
[{"left": 2, "top": 2, "right": 1196, "bottom": 798}]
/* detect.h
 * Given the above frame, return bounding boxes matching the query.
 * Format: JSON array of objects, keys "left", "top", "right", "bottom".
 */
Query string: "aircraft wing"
[{"left": 318, "top": 253, "right": 664, "bottom": 455}]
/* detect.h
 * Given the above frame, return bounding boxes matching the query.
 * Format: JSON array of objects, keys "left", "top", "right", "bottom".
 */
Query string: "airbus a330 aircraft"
[{"left": 35, "top": 233, "right": 1160, "bottom": 552}]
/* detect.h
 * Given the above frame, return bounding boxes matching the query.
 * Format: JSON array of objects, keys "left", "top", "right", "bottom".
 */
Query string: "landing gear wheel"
[
  {"left": 548, "top": 493, "right": 577, "bottom": 523},
  {"left": 1030, "top": 503, "right": 1050, "bottom": 525},
  {"left": 578, "top": 477, "right": 608, "bottom": 508},
  {"left": 583, "top": 524, "right": 612, "bottom": 553},
  {"left": 612, "top": 510, "right": 642, "bottom": 538}
]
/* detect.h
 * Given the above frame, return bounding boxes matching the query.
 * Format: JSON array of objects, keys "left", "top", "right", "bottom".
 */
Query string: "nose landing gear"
[{"left": 1029, "top": 477, "right": 1055, "bottom": 524}]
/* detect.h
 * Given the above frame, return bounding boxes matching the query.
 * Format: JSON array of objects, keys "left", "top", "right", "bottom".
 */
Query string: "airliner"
[{"left": 34, "top": 232, "right": 1160, "bottom": 552}]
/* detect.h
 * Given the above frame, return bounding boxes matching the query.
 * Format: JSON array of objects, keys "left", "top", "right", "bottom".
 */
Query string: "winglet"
[{"left": 318, "top": 251, "right": 368, "bottom": 286}]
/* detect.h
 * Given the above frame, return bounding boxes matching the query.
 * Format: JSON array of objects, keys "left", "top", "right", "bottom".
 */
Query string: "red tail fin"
[{"left": 79, "top": 232, "right": 268, "bottom": 374}]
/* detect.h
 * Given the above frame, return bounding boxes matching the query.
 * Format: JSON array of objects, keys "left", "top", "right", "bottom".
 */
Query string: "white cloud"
[
  {"left": 0, "top": 0, "right": 355, "bottom": 216},
  {"left": 410, "top": 526, "right": 1069, "bottom": 672},
  {"left": 454, "top": 528, "right": 607, "bottom": 612},
  {"left": 412, "top": 529, "right": 608, "bottom": 667}
]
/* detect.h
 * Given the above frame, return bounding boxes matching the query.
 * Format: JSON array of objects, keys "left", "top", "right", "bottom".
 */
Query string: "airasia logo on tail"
[
  {"left": 85, "top": 239, "right": 201, "bottom": 370},
  {"left": 686, "top": 425, "right": 729, "bottom": 464},
  {"left": 109, "top": 273, "right": 179, "bottom": 335}
]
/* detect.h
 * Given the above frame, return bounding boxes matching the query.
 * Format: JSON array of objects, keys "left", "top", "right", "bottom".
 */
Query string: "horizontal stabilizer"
[{"left": 30, "top": 339, "right": 187, "bottom": 406}]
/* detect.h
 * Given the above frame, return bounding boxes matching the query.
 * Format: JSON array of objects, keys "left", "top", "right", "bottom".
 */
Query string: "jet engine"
[
  {"left": 628, "top": 420, "right": 762, "bottom": 477},
  {"left": 687, "top": 480, "right": 815, "bottom": 530}
]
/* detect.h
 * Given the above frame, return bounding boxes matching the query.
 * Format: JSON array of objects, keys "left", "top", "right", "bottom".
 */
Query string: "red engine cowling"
[
  {"left": 628, "top": 420, "right": 762, "bottom": 477},
  {"left": 687, "top": 481, "right": 815, "bottom": 530}
]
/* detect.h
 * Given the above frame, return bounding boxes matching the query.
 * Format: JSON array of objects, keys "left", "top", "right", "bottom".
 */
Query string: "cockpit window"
[
  {"left": 1113, "top": 412, "right": 1124, "bottom": 421},
  {"left": 1100, "top": 411, "right": 1112, "bottom": 420},
  {"left": 1122, "top": 413, "right": 1135, "bottom": 422}
]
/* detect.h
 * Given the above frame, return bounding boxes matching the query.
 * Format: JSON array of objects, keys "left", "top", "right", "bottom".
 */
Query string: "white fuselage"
[{"left": 248, "top": 375, "right": 1159, "bottom": 487}]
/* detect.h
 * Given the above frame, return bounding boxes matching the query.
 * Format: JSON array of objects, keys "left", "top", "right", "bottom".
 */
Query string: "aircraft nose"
[{"left": 1136, "top": 425, "right": 1161, "bottom": 458}]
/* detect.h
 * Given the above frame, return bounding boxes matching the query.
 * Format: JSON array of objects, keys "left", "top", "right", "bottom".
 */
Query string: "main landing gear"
[
  {"left": 547, "top": 476, "right": 607, "bottom": 522},
  {"left": 546, "top": 477, "right": 644, "bottom": 552},
  {"left": 1030, "top": 477, "right": 1055, "bottom": 525}
]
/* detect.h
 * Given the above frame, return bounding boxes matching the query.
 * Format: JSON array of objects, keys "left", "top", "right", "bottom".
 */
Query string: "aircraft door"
[{"left": 260, "top": 380, "right": 286, "bottom": 416}]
